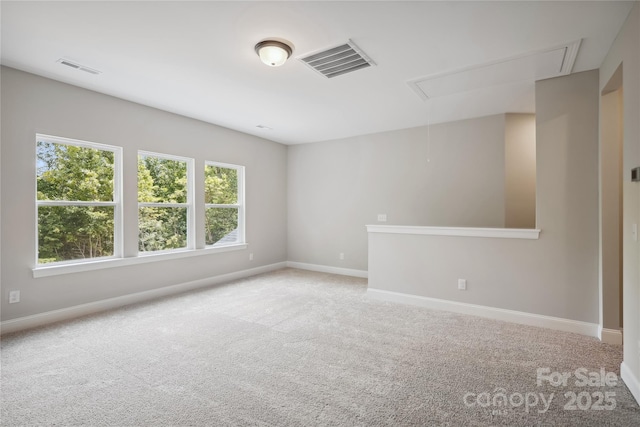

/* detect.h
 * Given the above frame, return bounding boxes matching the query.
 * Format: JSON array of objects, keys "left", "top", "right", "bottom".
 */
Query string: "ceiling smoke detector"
[{"left": 299, "top": 40, "right": 375, "bottom": 78}]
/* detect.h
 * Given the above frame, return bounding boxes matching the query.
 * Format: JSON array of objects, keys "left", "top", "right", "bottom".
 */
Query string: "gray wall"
[
  {"left": 600, "top": 1, "right": 640, "bottom": 396},
  {"left": 288, "top": 114, "right": 508, "bottom": 272},
  {"left": 0, "top": 67, "right": 288, "bottom": 321},
  {"left": 368, "top": 70, "right": 600, "bottom": 323}
]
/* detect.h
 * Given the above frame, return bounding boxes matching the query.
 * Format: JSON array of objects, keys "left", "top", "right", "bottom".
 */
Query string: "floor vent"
[
  {"left": 299, "top": 40, "right": 375, "bottom": 78},
  {"left": 56, "top": 58, "right": 101, "bottom": 75}
]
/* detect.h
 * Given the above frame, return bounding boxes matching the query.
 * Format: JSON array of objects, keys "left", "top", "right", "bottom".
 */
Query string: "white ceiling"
[{"left": 1, "top": 1, "right": 635, "bottom": 145}]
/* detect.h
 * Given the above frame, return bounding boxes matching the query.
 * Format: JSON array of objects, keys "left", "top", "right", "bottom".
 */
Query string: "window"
[
  {"left": 34, "top": 139, "right": 245, "bottom": 277},
  {"left": 138, "top": 152, "right": 194, "bottom": 253},
  {"left": 205, "top": 162, "right": 244, "bottom": 247},
  {"left": 36, "top": 134, "right": 122, "bottom": 264}
]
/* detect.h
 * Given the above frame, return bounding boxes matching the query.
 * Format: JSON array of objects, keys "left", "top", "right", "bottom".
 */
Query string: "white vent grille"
[
  {"left": 299, "top": 40, "right": 375, "bottom": 78},
  {"left": 57, "top": 58, "right": 101, "bottom": 75}
]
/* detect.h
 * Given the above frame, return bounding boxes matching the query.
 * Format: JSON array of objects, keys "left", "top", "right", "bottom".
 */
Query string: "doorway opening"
[{"left": 600, "top": 63, "right": 623, "bottom": 344}]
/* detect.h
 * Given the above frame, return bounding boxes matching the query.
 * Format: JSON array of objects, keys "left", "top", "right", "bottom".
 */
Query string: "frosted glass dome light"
[{"left": 255, "top": 40, "right": 293, "bottom": 67}]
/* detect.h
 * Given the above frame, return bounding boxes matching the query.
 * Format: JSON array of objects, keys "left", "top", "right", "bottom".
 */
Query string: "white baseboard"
[
  {"left": 286, "top": 261, "right": 368, "bottom": 279},
  {"left": 1, "top": 262, "right": 287, "bottom": 335},
  {"left": 367, "top": 288, "right": 599, "bottom": 338},
  {"left": 598, "top": 327, "right": 623, "bottom": 345},
  {"left": 621, "top": 361, "right": 640, "bottom": 405}
]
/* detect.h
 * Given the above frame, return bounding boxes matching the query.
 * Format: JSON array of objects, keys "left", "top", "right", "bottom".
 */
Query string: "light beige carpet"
[{"left": 1, "top": 268, "right": 639, "bottom": 426}]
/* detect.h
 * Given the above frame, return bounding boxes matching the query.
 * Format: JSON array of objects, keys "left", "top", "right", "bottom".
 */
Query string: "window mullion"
[
  {"left": 138, "top": 202, "right": 189, "bottom": 209},
  {"left": 205, "top": 204, "right": 240, "bottom": 209},
  {"left": 113, "top": 145, "right": 123, "bottom": 258},
  {"left": 37, "top": 200, "right": 117, "bottom": 207},
  {"left": 187, "top": 158, "right": 195, "bottom": 250}
]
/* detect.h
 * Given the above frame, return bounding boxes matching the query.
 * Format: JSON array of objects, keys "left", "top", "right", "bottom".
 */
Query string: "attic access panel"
[{"left": 408, "top": 40, "right": 581, "bottom": 100}]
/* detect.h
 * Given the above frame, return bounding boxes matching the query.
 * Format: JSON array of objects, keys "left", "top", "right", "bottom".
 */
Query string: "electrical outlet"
[
  {"left": 377, "top": 214, "right": 387, "bottom": 222},
  {"left": 458, "top": 279, "right": 467, "bottom": 291},
  {"left": 249, "top": 253, "right": 254, "bottom": 261},
  {"left": 9, "top": 290, "right": 20, "bottom": 304},
  {"left": 339, "top": 253, "right": 345, "bottom": 260}
]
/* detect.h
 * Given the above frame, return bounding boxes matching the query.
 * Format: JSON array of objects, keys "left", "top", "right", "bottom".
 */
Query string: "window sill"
[
  {"left": 365, "top": 225, "right": 540, "bottom": 240},
  {"left": 32, "top": 243, "right": 248, "bottom": 278}
]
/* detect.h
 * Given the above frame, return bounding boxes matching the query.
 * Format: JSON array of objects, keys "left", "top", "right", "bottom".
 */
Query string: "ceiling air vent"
[
  {"left": 299, "top": 40, "right": 375, "bottom": 78},
  {"left": 56, "top": 58, "right": 101, "bottom": 75}
]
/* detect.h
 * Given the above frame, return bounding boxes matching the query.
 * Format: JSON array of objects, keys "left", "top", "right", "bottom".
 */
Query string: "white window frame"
[
  {"left": 35, "top": 134, "right": 123, "bottom": 266},
  {"left": 137, "top": 151, "right": 195, "bottom": 254},
  {"left": 31, "top": 147, "right": 248, "bottom": 278},
  {"left": 204, "top": 161, "right": 245, "bottom": 247}
]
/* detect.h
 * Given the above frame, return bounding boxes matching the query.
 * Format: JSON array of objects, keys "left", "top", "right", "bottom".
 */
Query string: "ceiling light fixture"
[{"left": 255, "top": 40, "right": 293, "bottom": 67}]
